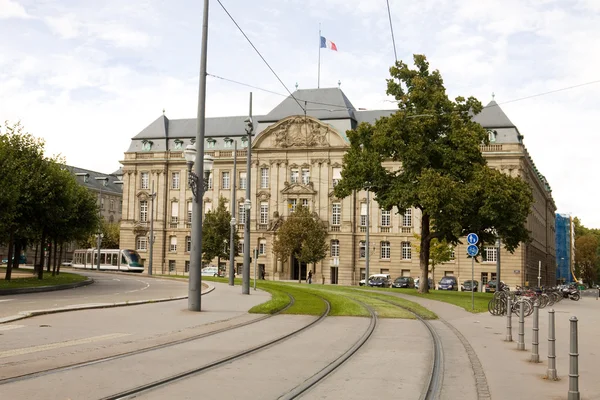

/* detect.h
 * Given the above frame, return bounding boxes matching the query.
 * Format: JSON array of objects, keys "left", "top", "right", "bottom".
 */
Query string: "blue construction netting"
[{"left": 555, "top": 214, "right": 573, "bottom": 284}]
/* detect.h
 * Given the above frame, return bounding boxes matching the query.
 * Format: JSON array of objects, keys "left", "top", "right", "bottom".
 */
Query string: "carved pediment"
[
  {"left": 281, "top": 183, "right": 317, "bottom": 196},
  {"left": 254, "top": 115, "right": 351, "bottom": 149},
  {"left": 137, "top": 191, "right": 150, "bottom": 201},
  {"left": 257, "top": 191, "right": 271, "bottom": 201}
]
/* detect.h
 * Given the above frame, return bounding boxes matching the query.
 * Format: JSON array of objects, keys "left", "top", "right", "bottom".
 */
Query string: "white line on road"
[
  {"left": 0, "top": 333, "right": 131, "bottom": 359},
  {"left": 0, "top": 325, "right": 25, "bottom": 332},
  {"left": 113, "top": 278, "right": 121, "bottom": 282},
  {"left": 0, "top": 299, "right": 14, "bottom": 303},
  {"left": 124, "top": 280, "right": 150, "bottom": 294}
]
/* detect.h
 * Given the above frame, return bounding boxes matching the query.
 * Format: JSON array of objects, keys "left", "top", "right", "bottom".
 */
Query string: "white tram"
[{"left": 71, "top": 249, "right": 144, "bottom": 272}]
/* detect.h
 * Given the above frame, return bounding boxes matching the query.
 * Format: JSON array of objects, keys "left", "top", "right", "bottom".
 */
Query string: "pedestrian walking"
[{"left": 308, "top": 270, "right": 313, "bottom": 284}]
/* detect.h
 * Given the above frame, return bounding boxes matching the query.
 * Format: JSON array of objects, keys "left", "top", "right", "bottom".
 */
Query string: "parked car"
[
  {"left": 61, "top": 261, "right": 73, "bottom": 267},
  {"left": 201, "top": 266, "right": 221, "bottom": 277},
  {"left": 368, "top": 276, "right": 390, "bottom": 288},
  {"left": 414, "top": 277, "right": 434, "bottom": 290},
  {"left": 392, "top": 277, "right": 415, "bottom": 288},
  {"left": 1, "top": 255, "right": 27, "bottom": 265},
  {"left": 461, "top": 280, "right": 478, "bottom": 292},
  {"left": 359, "top": 274, "right": 391, "bottom": 286},
  {"left": 485, "top": 280, "right": 507, "bottom": 293},
  {"left": 438, "top": 276, "right": 459, "bottom": 291}
]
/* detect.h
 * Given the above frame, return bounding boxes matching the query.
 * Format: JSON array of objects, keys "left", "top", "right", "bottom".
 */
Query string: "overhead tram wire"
[
  {"left": 215, "top": 0, "right": 305, "bottom": 113},
  {"left": 386, "top": 0, "right": 398, "bottom": 63}
]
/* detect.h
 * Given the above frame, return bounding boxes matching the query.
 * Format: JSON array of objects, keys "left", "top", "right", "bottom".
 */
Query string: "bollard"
[
  {"left": 517, "top": 299, "right": 525, "bottom": 350},
  {"left": 530, "top": 300, "right": 540, "bottom": 362},
  {"left": 568, "top": 316, "right": 580, "bottom": 400},
  {"left": 505, "top": 295, "right": 513, "bottom": 341},
  {"left": 546, "top": 309, "right": 557, "bottom": 380}
]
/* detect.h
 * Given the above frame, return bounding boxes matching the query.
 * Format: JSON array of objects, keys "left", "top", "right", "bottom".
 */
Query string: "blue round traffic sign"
[
  {"left": 467, "top": 233, "right": 479, "bottom": 245},
  {"left": 467, "top": 244, "right": 479, "bottom": 257}
]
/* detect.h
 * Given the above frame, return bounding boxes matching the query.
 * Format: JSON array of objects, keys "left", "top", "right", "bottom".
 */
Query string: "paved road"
[{"left": 0, "top": 270, "right": 189, "bottom": 319}]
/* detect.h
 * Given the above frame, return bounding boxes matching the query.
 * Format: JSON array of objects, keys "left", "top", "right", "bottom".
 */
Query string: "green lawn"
[{"left": 0, "top": 269, "right": 88, "bottom": 290}]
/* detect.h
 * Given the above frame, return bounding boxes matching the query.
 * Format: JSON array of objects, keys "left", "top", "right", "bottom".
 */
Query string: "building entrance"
[{"left": 292, "top": 256, "right": 307, "bottom": 281}]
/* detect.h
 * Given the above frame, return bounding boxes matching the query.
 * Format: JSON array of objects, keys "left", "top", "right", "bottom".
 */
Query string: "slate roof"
[
  {"left": 133, "top": 115, "right": 262, "bottom": 139},
  {"left": 472, "top": 100, "right": 516, "bottom": 128},
  {"left": 65, "top": 165, "right": 123, "bottom": 195}
]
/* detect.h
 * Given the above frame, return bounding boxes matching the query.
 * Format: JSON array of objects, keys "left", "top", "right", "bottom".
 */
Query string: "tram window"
[
  {"left": 94, "top": 253, "right": 98, "bottom": 264},
  {"left": 122, "top": 255, "right": 127, "bottom": 265},
  {"left": 100, "top": 253, "right": 106, "bottom": 264},
  {"left": 112, "top": 254, "right": 118, "bottom": 266},
  {"left": 87, "top": 253, "right": 91, "bottom": 264}
]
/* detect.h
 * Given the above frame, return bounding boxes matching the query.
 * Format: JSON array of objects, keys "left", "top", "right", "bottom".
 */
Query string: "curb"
[
  {"left": 0, "top": 282, "right": 215, "bottom": 324},
  {"left": 0, "top": 277, "right": 94, "bottom": 296}
]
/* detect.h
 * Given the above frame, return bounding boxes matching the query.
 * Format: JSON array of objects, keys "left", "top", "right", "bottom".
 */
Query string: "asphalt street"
[{"left": 0, "top": 270, "right": 189, "bottom": 319}]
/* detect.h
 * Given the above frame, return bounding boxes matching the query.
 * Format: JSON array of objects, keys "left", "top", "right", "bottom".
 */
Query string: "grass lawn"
[
  {"left": 362, "top": 287, "right": 493, "bottom": 313},
  {"left": 0, "top": 269, "right": 88, "bottom": 290}
]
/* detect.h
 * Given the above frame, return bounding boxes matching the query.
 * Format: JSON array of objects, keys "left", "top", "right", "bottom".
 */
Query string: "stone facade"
[{"left": 119, "top": 89, "right": 556, "bottom": 288}]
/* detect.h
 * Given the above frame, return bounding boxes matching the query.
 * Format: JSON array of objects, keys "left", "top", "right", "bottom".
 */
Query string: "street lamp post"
[
  {"left": 229, "top": 141, "right": 237, "bottom": 286},
  {"left": 184, "top": 144, "right": 214, "bottom": 312},
  {"left": 94, "top": 177, "right": 109, "bottom": 270},
  {"left": 242, "top": 94, "right": 253, "bottom": 295},
  {"left": 148, "top": 181, "right": 156, "bottom": 275}
]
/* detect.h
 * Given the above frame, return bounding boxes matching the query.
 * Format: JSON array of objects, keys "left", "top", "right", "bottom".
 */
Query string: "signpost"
[{"left": 467, "top": 233, "right": 479, "bottom": 311}]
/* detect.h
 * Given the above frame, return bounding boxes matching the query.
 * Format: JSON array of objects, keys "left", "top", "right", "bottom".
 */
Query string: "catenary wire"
[
  {"left": 215, "top": 0, "right": 306, "bottom": 113},
  {"left": 386, "top": 0, "right": 398, "bottom": 63}
]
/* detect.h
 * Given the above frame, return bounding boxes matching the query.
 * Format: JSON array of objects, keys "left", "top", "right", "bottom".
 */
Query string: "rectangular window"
[
  {"left": 101, "top": 197, "right": 105, "bottom": 210},
  {"left": 301, "top": 198, "right": 309, "bottom": 210},
  {"left": 238, "top": 203, "right": 246, "bottom": 225},
  {"left": 332, "top": 167, "right": 342, "bottom": 187},
  {"left": 136, "top": 236, "right": 147, "bottom": 251},
  {"left": 172, "top": 172, "right": 180, "bottom": 189},
  {"left": 205, "top": 202, "right": 212, "bottom": 214},
  {"left": 171, "top": 202, "right": 179, "bottom": 223},
  {"left": 288, "top": 199, "right": 297, "bottom": 214},
  {"left": 332, "top": 203, "right": 341, "bottom": 225},
  {"left": 186, "top": 236, "right": 191, "bottom": 252},
  {"left": 450, "top": 247, "right": 455, "bottom": 260},
  {"left": 140, "top": 200, "right": 148, "bottom": 222},
  {"left": 381, "top": 241, "right": 391, "bottom": 260},
  {"left": 330, "top": 240, "right": 340, "bottom": 257},
  {"left": 401, "top": 269, "right": 411, "bottom": 277},
  {"left": 259, "top": 239, "right": 267, "bottom": 255},
  {"left": 402, "top": 242, "right": 412, "bottom": 260},
  {"left": 260, "top": 202, "right": 269, "bottom": 224},
  {"left": 360, "top": 203, "right": 367, "bottom": 226},
  {"left": 403, "top": 208, "right": 412, "bottom": 227},
  {"left": 239, "top": 172, "right": 247, "bottom": 190},
  {"left": 301, "top": 168, "right": 310, "bottom": 184},
  {"left": 359, "top": 240, "right": 366, "bottom": 258},
  {"left": 381, "top": 209, "right": 391, "bottom": 226},
  {"left": 222, "top": 171, "right": 230, "bottom": 189},
  {"left": 187, "top": 201, "right": 193, "bottom": 223},
  {"left": 141, "top": 172, "right": 149, "bottom": 189},
  {"left": 185, "top": 261, "right": 190, "bottom": 273},
  {"left": 290, "top": 168, "right": 299, "bottom": 184},
  {"left": 238, "top": 241, "right": 244, "bottom": 256},
  {"left": 260, "top": 168, "right": 269, "bottom": 188},
  {"left": 169, "top": 260, "right": 176, "bottom": 272},
  {"left": 481, "top": 272, "right": 489, "bottom": 286},
  {"left": 207, "top": 174, "right": 213, "bottom": 190},
  {"left": 484, "top": 247, "right": 497, "bottom": 262},
  {"left": 170, "top": 236, "right": 177, "bottom": 252},
  {"left": 109, "top": 199, "right": 114, "bottom": 211}
]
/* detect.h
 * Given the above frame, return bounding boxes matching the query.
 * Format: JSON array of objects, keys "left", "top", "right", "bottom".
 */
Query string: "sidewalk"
[{"left": 389, "top": 292, "right": 598, "bottom": 400}]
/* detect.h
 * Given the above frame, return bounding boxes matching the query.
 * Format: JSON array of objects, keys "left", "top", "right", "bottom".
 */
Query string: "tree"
[
  {"left": 272, "top": 205, "right": 328, "bottom": 282},
  {"left": 202, "top": 197, "right": 238, "bottom": 269},
  {"left": 413, "top": 235, "right": 452, "bottom": 286},
  {"left": 575, "top": 235, "right": 599, "bottom": 286},
  {"left": 334, "top": 55, "right": 533, "bottom": 293},
  {"left": 80, "top": 220, "right": 120, "bottom": 249}
]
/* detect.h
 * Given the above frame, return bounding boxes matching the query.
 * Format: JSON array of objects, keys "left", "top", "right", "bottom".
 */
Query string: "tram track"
[{"left": 0, "top": 293, "right": 296, "bottom": 385}]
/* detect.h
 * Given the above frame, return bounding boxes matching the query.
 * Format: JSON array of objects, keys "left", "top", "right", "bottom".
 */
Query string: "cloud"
[
  {"left": 44, "top": 14, "right": 79, "bottom": 39},
  {"left": 0, "top": 0, "right": 31, "bottom": 19}
]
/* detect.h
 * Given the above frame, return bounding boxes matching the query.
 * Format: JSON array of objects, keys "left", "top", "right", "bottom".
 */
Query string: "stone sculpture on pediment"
[
  {"left": 272, "top": 116, "right": 330, "bottom": 148},
  {"left": 137, "top": 191, "right": 149, "bottom": 201},
  {"left": 257, "top": 191, "right": 271, "bottom": 201},
  {"left": 281, "top": 183, "right": 317, "bottom": 196}
]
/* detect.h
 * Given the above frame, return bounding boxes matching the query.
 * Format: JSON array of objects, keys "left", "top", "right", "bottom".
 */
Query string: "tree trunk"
[
  {"left": 57, "top": 243, "right": 63, "bottom": 275},
  {"left": 38, "top": 230, "right": 47, "bottom": 280},
  {"left": 13, "top": 240, "right": 22, "bottom": 270},
  {"left": 34, "top": 243, "right": 39, "bottom": 270},
  {"left": 4, "top": 230, "right": 15, "bottom": 281},
  {"left": 418, "top": 213, "right": 432, "bottom": 294},
  {"left": 52, "top": 238, "right": 58, "bottom": 275}
]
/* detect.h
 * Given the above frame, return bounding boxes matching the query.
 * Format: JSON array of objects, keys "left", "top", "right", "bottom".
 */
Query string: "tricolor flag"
[{"left": 320, "top": 36, "right": 338, "bottom": 51}]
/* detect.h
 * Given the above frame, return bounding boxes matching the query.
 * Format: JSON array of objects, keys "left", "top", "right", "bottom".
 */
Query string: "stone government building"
[{"left": 119, "top": 88, "right": 556, "bottom": 288}]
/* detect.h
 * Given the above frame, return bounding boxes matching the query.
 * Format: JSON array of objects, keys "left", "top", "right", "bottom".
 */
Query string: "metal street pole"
[
  {"left": 496, "top": 237, "right": 501, "bottom": 289},
  {"left": 242, "top": 92, "right": 253, "bottom": 295},
  {"left": 229, "top": 141, "right": 237, "bottom": 286},
  {"left": 188, "top": 0, "right": 209, "bottom": 312},
  {"left": 95, "top": 177, "right": 109, "bottom": 270},
  {"left": 148, "top": 181, "right": 156, "bottom": 276},
  {"left": 365, "top": 189, "right": 370, "bottom": 285},
  {"left": 254, "top": 248, "right": 257, "bottom": 290},
  {"left": 471, "top": 254, "right": 475, "bottom": 311},
  {"left": 538, "top": 260, "right": 542, "bottom": 288}
]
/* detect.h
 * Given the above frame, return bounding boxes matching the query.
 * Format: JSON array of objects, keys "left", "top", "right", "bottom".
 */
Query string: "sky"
[{"left": 1, "top": 0, "right": 599, "bottom": 227}]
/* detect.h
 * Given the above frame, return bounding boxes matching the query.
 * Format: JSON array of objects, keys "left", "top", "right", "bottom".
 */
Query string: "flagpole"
[{"left": 318, "top": 23, "right": 321, "bottom": 89}]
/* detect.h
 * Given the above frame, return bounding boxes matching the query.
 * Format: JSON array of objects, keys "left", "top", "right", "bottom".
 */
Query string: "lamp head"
[{"left": 184, "top": 144, "right": 197, "bottom": 166}]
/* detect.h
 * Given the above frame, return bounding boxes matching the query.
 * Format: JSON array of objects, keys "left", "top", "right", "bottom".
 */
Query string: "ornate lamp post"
[{"left": 184, "top": 144, "right": 214, "bottom": 311}]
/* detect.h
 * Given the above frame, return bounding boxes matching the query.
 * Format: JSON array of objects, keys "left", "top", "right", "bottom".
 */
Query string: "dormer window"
[
  {"left": 142, "top": 140, "right": 153, "bottom": 151},
  {"left": 241, "top": 136, "right": 248, "bottom": 148},
  {"left": 487, "top": 130, "right": 497, "bottom": 143},
  {"left": 207, "top": 139, "right": 216, "bottom": 148},
  {"left": 174, "top": 139, "right": 183, "bottom": 150},
  {"left": 224, "top": 138, "right": 233, "bottom": 148}
]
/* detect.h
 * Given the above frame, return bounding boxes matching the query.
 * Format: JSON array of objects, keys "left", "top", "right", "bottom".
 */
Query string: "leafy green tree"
[
  {"left": 575, "top": 235, "right": 599, "bottom": 286},
  {"left": 202, "top": 197, "right": 238, "bottom": 269},
  {"left": 272, "top": 205, "right": 328, "bottom": 282},
  {"left": 334, "top": 55, "right": 533, "bottom": 293},
  {"left": 80, "top": 220, "right": 120, "bottom": 249}
]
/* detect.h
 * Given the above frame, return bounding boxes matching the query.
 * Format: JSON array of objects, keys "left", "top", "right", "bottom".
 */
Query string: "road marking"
[
  {"left": 0, "top": 325, "right": 25, "bottom": 332},
  {"left": 125, "top": 280, "right": 150, "bottom": 294},
  {"left": 0, "top": 333, "right": 130, "bottom": 359},
  {"left": 113, "top": 278, "right": 121, "bottom": 282},
  {"left": 0, "top": 299, "right": 14, "bottom": 303}
]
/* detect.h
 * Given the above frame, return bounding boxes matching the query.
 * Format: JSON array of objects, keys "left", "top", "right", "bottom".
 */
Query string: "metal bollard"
[
  {"left": 568, "top": 316, "right": 580, "bottom": 400},
  {"left": 546, "top": 309, "right": 557, "bottom": 380},
  {"left": 505, "top": 295, "right": 513, "bottom": 341},
  {"left": 530, "top": 300, "right": 540, "bottom": 362},
  {"left": 517, "top": 299, "right": 525, "bottom": 350}
]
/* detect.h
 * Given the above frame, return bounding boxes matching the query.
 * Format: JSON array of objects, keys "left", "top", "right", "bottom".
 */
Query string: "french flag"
[{"left": 320, "top": 36, "right": 338, "bottom": 51}]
